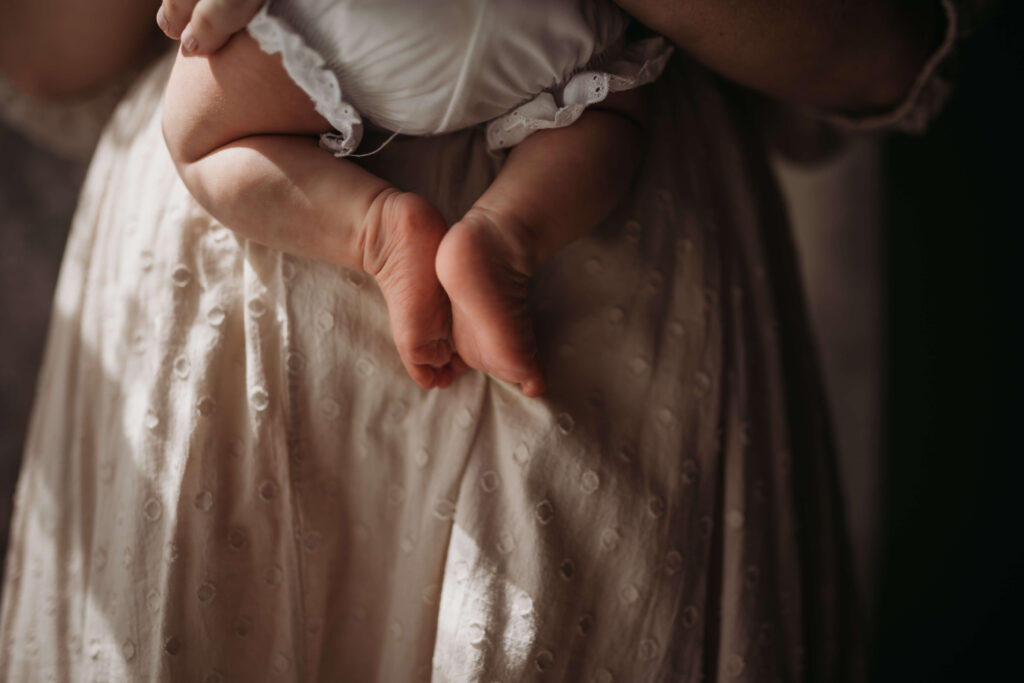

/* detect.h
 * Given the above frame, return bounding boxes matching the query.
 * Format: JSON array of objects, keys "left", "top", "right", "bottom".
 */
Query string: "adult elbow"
[{"left": 0, "top": 59, "right": 85, "bottom": 101}]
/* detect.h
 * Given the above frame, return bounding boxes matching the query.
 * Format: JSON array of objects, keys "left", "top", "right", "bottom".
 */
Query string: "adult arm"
[
  {"left": 0, "top": 0, "right": 163, "bottom": 100},
  {"left": 614, "top": 0, "right": 948, "bottom": 114}
]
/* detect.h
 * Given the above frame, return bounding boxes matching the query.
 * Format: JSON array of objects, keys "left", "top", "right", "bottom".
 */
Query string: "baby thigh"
[{"left": 162, "top": 31, "right": 330, "bottom": 166}]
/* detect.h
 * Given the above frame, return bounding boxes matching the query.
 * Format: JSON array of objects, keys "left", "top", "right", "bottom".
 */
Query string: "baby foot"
[
  {"left": 362, "top": 190, "right": 461, "bottom": 389},
  {"left": 436, "top": 207, "right": 546, "bottom": 397}
]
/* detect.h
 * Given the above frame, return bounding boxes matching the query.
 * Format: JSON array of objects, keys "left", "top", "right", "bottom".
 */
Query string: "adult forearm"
[
  {"left": 616, "top": 0, "right": 946, "bottom": 113},
  {"left": 0, "top": 0, "right": 162, "bottom": 99}
]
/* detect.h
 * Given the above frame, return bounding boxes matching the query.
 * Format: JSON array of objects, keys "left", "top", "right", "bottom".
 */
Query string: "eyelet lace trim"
[
  {"left": 247, "top": 4, "right": 363, "bottom": 157},
  {"left": 485, "top": 37, "right": 674, "bottom": 152}
]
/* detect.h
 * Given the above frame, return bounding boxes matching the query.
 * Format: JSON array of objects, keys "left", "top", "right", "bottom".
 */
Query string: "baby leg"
[
  {"left": 437, "top": 91, "right": 647, "bottom": 397},
  {"left": 162, "top": 33, "right": 459, "bottom": 388}
]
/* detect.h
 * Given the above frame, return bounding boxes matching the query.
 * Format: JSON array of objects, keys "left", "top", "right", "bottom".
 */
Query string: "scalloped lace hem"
[
  {"left": 485, "top": 36, "right": 674, "bottom": 152},
  {"left": 247, "top": 4, "right": 363, "bottom": 157}
]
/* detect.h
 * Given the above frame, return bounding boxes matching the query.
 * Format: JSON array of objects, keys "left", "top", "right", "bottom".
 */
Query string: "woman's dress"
[{"left": 0, "top": 5, "right": 957, "bottom": 678}]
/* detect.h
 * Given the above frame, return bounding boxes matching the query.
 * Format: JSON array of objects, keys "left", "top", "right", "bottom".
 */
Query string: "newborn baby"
[{"left": 162, "top": 0, "right": 671, "bottom": 396}]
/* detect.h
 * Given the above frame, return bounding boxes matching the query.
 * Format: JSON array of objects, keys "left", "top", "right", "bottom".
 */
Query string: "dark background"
[
  {"left": 0, "top": 128, "right": 87, "bottom": 562},
  {"left": 874, "top": 2, "right": 1023, "bottom": 680}
]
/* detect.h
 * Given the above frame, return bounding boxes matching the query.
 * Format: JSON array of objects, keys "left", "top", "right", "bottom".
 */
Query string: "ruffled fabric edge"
[
  {"left": 247, "top": 3, "right": 363, "bottom": 157},
  {"left": 247, "top": 4, "right": 672, "bottom": 157},
  {"left": 485, "top": 37, "right": 674, "bottom": 151},
  {"left": 829, "top": 0, "right": 959, "bottom": 133}
]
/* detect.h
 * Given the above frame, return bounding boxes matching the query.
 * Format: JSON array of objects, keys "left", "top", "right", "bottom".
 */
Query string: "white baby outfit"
[{"left": 246, "top": 0, "right": 673, "bottom": 155}]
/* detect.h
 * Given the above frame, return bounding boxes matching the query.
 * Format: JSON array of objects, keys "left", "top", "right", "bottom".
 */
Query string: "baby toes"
[
  {"left": 371, "top": 192, "right": 458, "bottom": 389},
  {"left": 409, "top": 338, "right": 454, "bottom": 368},
  {"left": 437, "top": 212, "right": 547, "bottom": 397},
  {"left": 390, "top": 304, "right": 454, "bottom": 389}
]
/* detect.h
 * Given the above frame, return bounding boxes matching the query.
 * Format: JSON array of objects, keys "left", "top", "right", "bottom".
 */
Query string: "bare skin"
[
  {"left": 11, "top": 0, "right": 944, "bottom": 391},
  {"left": 6, "top": 0, "right": 946, "bottom": 114},
  {"left": 162, "top": 34, "right": 458, "bottom": 390},
  {"left": 162, "top": 32, "right": 646, "bottom": 396},
  {"left": 612, "top": 0, "right": 947, "bottom": 114},
  {"left": 156, "top": 0, "right": 263, "bottom": 55},
  {"left": 0, "top": 0, "right": 163, "bottom": 99},
  {"left": 151, "top": 0, "right": 948, "bottom": 113},
  {"left": 438, "top": 103, "right": 645, "bottom": 396}
]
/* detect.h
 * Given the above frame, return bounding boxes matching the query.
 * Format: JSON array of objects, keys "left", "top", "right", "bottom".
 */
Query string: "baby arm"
[
  {"left": 162, "top": 32, "right": 459, "bottom": 389},
  {"left": 436, "top": 90, "right": 648, "bottom": 397}
]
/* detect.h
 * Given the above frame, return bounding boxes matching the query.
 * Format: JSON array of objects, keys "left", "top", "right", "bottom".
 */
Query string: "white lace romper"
[{"left": 246, "top": 0, "right": 673, "bottom": 157}]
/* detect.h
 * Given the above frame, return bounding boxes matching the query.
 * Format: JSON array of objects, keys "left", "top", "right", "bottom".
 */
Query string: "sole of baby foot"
[
  {"left": 364, "top": 190, "right": 456, "bottom": 389},
  {"left": 436, "top": 208, "right": 546, "bottom": 397}
]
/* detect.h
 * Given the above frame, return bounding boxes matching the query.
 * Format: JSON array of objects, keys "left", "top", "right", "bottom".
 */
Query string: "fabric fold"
[{"left": 247, "top": 3, "right": 365, "bottom": 157}]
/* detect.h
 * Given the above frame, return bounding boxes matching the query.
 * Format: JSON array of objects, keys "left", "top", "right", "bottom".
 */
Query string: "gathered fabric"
[
  {"left": 247, "top": 0, "right": 672, "bottom": 156},
  {"left": 0, "top": 50, "right": 863, "bottom": 681}
]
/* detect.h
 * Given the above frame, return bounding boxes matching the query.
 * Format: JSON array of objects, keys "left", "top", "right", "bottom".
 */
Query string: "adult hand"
[{"left": 156, "top": 0, "right": 265, "bottom": 55}]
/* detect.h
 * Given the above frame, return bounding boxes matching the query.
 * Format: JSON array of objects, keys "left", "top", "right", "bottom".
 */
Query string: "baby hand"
[
  {"left": 436, "top": 208, "right": 546, "bottom": 397},
  {"left": 362, "top": 190, "right": 464, "bottom": 390},
  {"left": 156, "top": 0, "right": 264, "bottom": 55}
]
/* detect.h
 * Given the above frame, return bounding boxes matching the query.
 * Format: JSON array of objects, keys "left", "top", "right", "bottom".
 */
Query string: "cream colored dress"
[{"left": 0, "top": 2, "right": 958, "bottom": 680}]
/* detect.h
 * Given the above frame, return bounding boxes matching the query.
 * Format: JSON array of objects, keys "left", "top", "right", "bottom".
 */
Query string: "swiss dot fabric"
[{"left": 0, "top": 49, "right": 869, "bottom": 683}]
